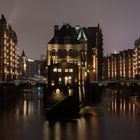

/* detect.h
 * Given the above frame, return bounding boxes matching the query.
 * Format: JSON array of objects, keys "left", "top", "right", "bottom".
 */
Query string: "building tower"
[
  {"left": 84, "top": 24, "right": 103, "bottom": 81},
  {"left": 20, "top": 50, "right": 27, "bottom": 78}
]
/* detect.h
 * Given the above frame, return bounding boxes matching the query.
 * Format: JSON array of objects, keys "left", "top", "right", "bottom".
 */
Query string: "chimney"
[{"left": 54, "top": 25, "right": 59, "bottom": 36}]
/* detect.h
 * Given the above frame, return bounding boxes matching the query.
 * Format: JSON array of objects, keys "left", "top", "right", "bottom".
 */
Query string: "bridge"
[{"left": 3, "top": 75, "right": 48, "bottom": 87}]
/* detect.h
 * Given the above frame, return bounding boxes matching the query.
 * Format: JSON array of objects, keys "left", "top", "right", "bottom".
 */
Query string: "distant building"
[
  {"left": 19, "top": 50, "right": 27, "bottom": 79},
  {"left": 47, "top": 24, "right": 103, "bottom": 85},
  {"left": 26, "top": 59, "right": 42, "bottom": 78},
  {"left": 103, "top": 53, "right": 120, "bottom": 80},
  {"left": 133, "top": 37, "right": 140, "bottom": 78},
  {"left": 103, "top": 49, "right": 133, "bottom": 80},
  {"left": 40, "top": 57, "right": 47, "bottom": 78},
  {"left": 19, "top": 50, "right": 44, "bottom": 79},
  {"left": 0, "top": 14, "right": 19, "bottom": 81},
  {"left": 119, "top": 50, "right": 133, "bottom": 78}
]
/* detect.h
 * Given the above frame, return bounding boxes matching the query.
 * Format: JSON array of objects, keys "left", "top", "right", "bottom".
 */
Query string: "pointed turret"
[
  {"left": 1, "top": 14, "right": 6, "bottom": 24},
  {"left": 8, "top": 25, "right": 12, "bottom": 31},
  {"left": 21, "top": 50, "right": 26, "bottom": 57},
  {"left": 77, "top": 28, "right": 87, "bottom": 41},
  {"left": 0, "top": 14, "right": 7, "bottom": 28}
]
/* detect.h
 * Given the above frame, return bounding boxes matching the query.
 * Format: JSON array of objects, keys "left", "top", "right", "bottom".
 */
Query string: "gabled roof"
[{"left": 48, "top": 24, "right": 80, "bottom": 44}]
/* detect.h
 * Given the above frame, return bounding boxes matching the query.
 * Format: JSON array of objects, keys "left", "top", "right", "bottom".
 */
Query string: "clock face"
[{"left": 58, "top": 49, "right": 67, "bottom": 58}]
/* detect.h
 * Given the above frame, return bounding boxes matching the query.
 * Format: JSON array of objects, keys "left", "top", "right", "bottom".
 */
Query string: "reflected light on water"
[
  {"left": 77, "top": 118, "right": 86, "bottom": 140},
  {"left": 108, "top": 90, "right": 137, "bottom": 117},
  {"left": 23, "top": 99, "right": 34, "bottom": 117},
  {"left": 15, "top": 89, "right": 43, "bottom": 117},
  {"left": 1, "top": 86, "right": 140, "bottom": 140},
  {"left": 124, "top": 100, "right": 126, "bottom": 111},
  {"left": 55, "top": 122, "right": 61, "bottom": 140},
  {"left": 23, "top": 99, "right": 27, "bottom": 116},
  {"left": 44, "top": 118, "right": 100, "bottom": 140}
]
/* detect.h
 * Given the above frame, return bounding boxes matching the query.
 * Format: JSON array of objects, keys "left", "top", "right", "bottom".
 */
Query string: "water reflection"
[
  {"left": 0, "top": 86, "right": 140, "bottom": 140},
  {"left": 16, "top": 86, "right": 44, "bottom": 117},
  {"left": 44, "top": 117, "right": 100, "bottom": 140},
  {"left": 104, "top": 89, "right": 140, "bottom": 117}
]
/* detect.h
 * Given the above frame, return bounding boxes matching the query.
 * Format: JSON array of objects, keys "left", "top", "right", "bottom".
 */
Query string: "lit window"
[
  {"left": 69, "top": 69, "right": 73, "bottom": 72},
  {"left": 65, "top": 69, "right": 68, "bottom": 72},
  {"left": 51, "top": 81, "right": 55, "bottom": 86},
  {"left": 68, "top": 76, "right": 72, "bottom": 79},
  {"left": 53, "top": 68, "right": 57, "bottom": 72},
  {"left": 59, "top": 77, "right": 61, "bottom": 81},
  {"left": 4, "top": 39, "right": 6, "bottom": 45},
  {"left": 58, "top": 69, "right": 62, "bottom": 72}
]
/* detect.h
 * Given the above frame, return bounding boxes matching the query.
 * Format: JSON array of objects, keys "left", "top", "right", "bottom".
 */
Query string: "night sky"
[{"left": 0, "top": 0, "right": 140, "bottom": 59}]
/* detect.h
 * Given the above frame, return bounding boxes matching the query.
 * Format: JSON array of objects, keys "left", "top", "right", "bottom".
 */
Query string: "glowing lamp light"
[
  {"left": 53, "top": 68, "right": 57, "bottom": 72},
  {"left": 51, "top": 81, "right": 55, "bottom": 86}
]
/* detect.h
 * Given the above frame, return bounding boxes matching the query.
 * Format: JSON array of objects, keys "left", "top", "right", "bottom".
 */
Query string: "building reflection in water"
[
  {"left": 44, "top": 116, "right": 100, "bottom": 140},
  {"left": 16, "top": 86, "right": 43, "bottom": 117},
  {"left": 1, "top": 86, "right": 140, "bottom": 140},
  {"left": 106, "top": 89, "right": 140, "bottom": 117},
  {"left": 23, "top": 99, "right": 27, "bottom": 116},
  {"left": 17, "top": 85, "right": 140, "bottom": 119}
]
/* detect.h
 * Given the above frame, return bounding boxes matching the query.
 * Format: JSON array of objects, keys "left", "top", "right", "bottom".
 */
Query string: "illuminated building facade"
[
  {"left": 47, "top": 24, "right": 103, "bottom": 85},
  {"left": 47, "top": 24, "right": 87, "bottom": 85},
  {"left": 133, "top": 37, "right": 140, "bottom": 78},
  {"left": 19, "top": 50, "right": 44, "bottom": 79},
  {"left": 103, "top": 49, "right": 133, "bottom": 80},
  {"left": 84, "top": 25, "right": 103, "bottom": 81},
  {"left": 103, "top": 36, "right": 140, "bottom": 80},
  {"left": 119, "top": 50, "right": 133, "bottom": 78},
  {"left": 103, "top": 53, "right": 120, "bottom": 80},
  {"left": 48, "top": 61, "right": 78, "bottom": 86},
  {"left": 0, "top": 14, "right": 19, "bottom": 81}
]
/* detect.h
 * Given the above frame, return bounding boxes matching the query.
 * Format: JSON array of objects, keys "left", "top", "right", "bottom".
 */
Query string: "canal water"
[{"left": 0, "top": 86, "right": 140, "bottom": 140}]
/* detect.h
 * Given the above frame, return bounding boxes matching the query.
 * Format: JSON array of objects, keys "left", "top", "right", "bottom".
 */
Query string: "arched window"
[
  {"left": 69, "top": 49, "right": 79, "bottom": 58},
  {"left": 58, "top": 49, "right": 67, "bottom": 58},
  {"left": 50, "top": 49, "right": 56, "bottom": 56},
  {"left": 69, "top": 49, "right": 73, "bottom": 56},
  {"left": 71, "top": 49, "right": 79, "bottom": 58}
]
